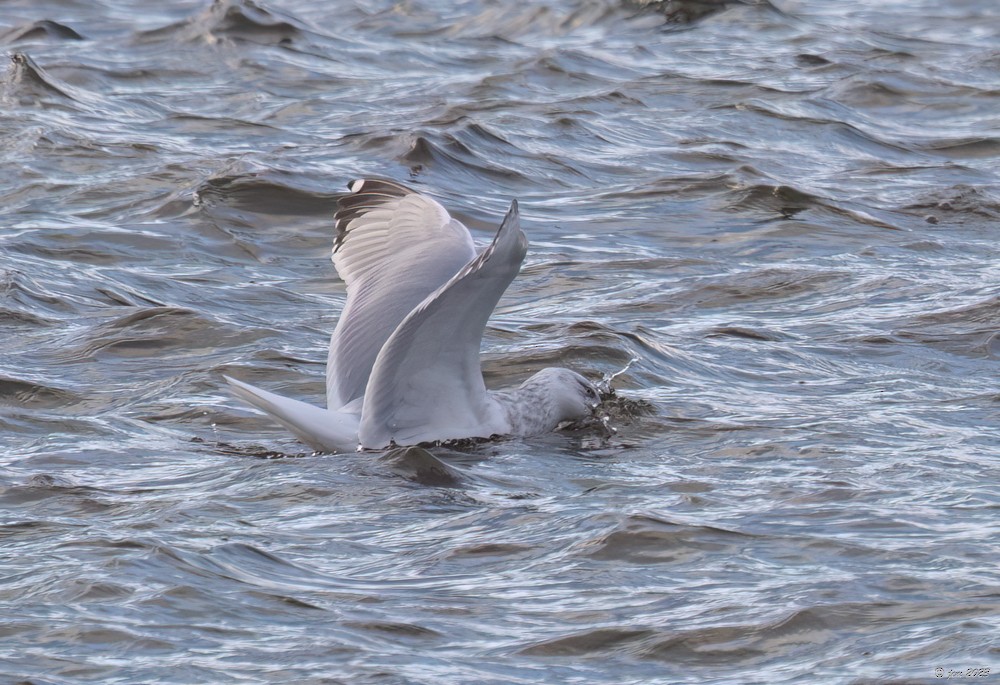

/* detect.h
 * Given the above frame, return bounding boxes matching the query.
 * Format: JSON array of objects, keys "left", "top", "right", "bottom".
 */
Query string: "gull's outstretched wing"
[
  {"left": 359, "top": 200, "right": 526, "bottom": 448},
  {"left": 327, "top": 179, "right": 476, "bottom": 409}
]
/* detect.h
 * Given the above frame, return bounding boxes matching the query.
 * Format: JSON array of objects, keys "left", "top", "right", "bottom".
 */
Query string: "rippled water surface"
[{"left": 2, "top": 0, "right": 999, "bottom": 682}]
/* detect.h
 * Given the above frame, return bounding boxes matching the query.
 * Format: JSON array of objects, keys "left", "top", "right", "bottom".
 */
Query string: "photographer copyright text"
[{"left": 935, "top": 667, "right": 991, "bottom": 679}]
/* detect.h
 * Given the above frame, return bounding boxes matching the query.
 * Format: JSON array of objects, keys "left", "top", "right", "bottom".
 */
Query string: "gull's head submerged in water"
[
  {"left": 493, "top": 368, "right": 601, "bottom": 437},
  {"left": 536, "top": 367, "right": 601, "bottom": 421}
]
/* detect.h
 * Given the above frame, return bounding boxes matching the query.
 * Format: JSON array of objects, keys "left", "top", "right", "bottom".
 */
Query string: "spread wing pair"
[{"left": 226, "top": 179, "right": 526, "bottom": 451}]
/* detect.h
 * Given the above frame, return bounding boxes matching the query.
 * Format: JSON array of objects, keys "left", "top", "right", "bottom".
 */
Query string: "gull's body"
[{"left": 226, "top": 179, "right": 598, "bottom": 452}]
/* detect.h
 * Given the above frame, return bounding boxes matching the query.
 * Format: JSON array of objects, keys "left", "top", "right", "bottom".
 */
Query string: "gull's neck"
[{"left": 491, "top": 382, "right": 562, "bottom": 437}]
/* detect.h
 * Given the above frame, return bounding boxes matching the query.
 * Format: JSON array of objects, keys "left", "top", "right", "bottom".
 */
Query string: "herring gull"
[{"left": 225, "top": 178, "right": 599, "bottom": 452}]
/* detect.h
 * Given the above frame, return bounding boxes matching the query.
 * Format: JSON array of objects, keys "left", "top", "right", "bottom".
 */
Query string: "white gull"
[{"left": 225, "top": 178, "right": 599, "bottom": 452}]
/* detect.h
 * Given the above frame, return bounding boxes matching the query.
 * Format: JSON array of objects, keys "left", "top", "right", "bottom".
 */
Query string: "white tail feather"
[{"left": 224, "top": 376, "right": 359, "bottom": 453}]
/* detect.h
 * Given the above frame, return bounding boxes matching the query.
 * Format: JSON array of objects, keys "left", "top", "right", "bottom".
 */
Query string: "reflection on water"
[{"left": 2, "top": 0, "right": 998, "bottom": 682}]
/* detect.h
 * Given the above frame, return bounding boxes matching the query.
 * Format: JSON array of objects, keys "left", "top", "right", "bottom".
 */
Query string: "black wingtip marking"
[{"left": 343, "top": 178, "right": 414, "bottom": 198}]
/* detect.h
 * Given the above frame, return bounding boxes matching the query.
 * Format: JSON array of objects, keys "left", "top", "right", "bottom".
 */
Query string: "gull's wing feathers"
[
  {"left": 359, "top": 200, "right": 526, "bottom": 448},
  {"left": 327, "top": 179, "right": 477, "bottom": 409}
]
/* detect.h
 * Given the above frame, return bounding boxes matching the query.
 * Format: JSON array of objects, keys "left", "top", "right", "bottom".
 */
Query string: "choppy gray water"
[{"left": 2, "top": 0, "right": 999, "bottom": 683}]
